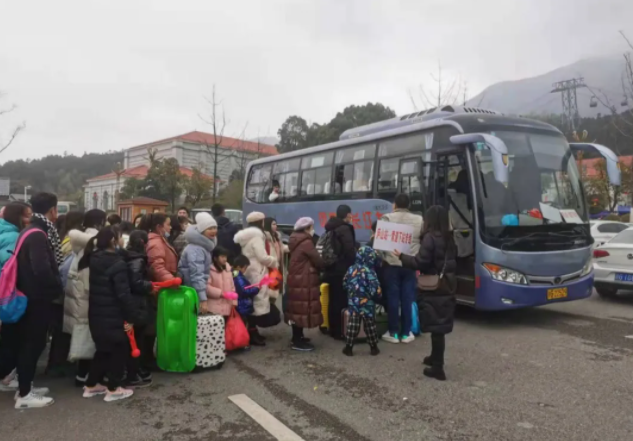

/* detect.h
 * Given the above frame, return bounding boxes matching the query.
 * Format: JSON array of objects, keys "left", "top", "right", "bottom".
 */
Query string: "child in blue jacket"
[{"left": 232, "top": 255, "right": 262, "bottom": 345}]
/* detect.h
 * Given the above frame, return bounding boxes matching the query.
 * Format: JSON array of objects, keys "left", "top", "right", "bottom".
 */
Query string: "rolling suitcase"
[
  {"left": 195, "top": 315, "right": 226, "bottom": 370},
  {"left": 157, "top": 286, "right": 198, "bottom": 373}
]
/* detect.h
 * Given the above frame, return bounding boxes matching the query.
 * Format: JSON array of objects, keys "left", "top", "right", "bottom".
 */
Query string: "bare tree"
[
  {"left": 409, "top": 61, "right": 463, "bottom": 110},
  {"left": 0, "top": 93, "right": 25, "bottom": 155},
  {"left": 198, "top": 85, "right": 250, "bottom": 203}
]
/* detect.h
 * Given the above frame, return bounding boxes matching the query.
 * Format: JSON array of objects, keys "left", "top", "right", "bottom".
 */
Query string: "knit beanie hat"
[
  {"left": 246, "top": 211, "right": 266, "bottom": 223},
  {"left": 195, "top": 212, "right": 217, "bottom": 233},
  {"left": 294, "top": 217, "right": 314, "bottom": 231}
]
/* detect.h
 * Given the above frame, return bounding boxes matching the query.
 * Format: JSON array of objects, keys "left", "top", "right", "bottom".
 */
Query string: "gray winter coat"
[{"left": 178, "top": 225, "right": 215, "bottom": 302}]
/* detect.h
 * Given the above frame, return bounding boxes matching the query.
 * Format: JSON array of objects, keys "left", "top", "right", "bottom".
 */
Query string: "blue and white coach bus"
[{"left": 243, "top": 106, "right": 621, "bottom": 310}]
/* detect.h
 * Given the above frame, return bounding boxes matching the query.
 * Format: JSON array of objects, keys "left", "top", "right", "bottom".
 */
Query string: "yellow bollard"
[{"left": 320, "top": 283, "right": 329, "bottom": 330}]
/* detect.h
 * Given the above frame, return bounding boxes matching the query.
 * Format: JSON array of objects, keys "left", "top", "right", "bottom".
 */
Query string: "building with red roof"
[{"left": 84, "top": 130, "right": 274, "bottom": 211}]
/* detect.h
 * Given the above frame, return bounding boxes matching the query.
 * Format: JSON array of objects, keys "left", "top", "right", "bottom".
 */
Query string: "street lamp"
[{"left": 24, "top": 185, "right": 31, "bottom": 202}]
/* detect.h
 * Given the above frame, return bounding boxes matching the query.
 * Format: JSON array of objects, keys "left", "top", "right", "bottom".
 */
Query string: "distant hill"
[
  {"left": 468, "top": 56, "right": 630, "bottom": 117},
  {"left": 0, "top": 151, "right": 124, "bottom": 206}
]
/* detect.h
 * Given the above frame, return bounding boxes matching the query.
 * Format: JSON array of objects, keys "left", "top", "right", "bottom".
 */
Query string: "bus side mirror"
[
  {"left": 569, "top": 143, "right": 621, "bottom": 186},
  {"left": 450, "top": 133, "right": 509, "bottom": 186}
]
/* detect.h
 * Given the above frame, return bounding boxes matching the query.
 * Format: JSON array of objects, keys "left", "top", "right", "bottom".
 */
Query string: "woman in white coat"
[
  {"left": 63, "top": 209, "right": 105, "bottom": 386},
  {"left": 234, "top": 212, "right": 279, "bottom": 342}
]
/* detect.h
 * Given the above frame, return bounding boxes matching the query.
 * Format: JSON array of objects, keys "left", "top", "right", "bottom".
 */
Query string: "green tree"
[
  {"left": 276, "top": 115, "right": 310, "bottom": 153},
  {"left": 216, "top": 179, "right": 243, "bottom": 209},
  {"left": 184, "top": 167, "right": 213, "bottom": 207},
  {"left": 276, "top": 103, "right": 396, "bottom": 153},
  {"left": 145, "top": 158, "right": 185, "bottom": 211},
  {"left": 119, "top": 177, "right": 145, "bottom": 200}
]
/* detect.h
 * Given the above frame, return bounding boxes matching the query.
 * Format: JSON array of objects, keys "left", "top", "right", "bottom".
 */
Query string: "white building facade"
[{"left": 84, "top": 131, "right": 276, "bottom": 211}]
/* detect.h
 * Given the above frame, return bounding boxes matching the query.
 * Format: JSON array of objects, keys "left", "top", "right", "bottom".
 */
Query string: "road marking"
[
  {"left": 624, "top": 335, "right": 633, "bottom": 339},
  {"left": 229, "top": 394, "right": 305, "bottom": 441}
]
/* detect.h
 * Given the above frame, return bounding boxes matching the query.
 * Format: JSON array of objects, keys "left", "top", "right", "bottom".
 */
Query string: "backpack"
[
  {"left": 316, "top": 230, "right": 339, "bottom": 267},
  {"left": 0, "top": 229, "right": 45, "bottom": 323}
]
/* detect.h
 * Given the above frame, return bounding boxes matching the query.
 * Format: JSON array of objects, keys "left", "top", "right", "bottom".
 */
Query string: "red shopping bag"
[{"left": 225, "top": 308, "right": 250, "bottom": 351}]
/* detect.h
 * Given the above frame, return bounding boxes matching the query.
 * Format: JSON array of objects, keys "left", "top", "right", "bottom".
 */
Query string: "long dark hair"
[
  {"left": 264, "top": 217, "right": 278, "bottom": 242},
  {"left": 146, "top": 213, "right": 168, "bottom": 233},
  {"left": 78, "top": 226, "right": 120, "bottom": 270},
  {"left": 423, "top": 205, "right": 451, "bottom": 243},
  {"left": 212, "top": 246, "right": 229, "bottom": 271},
  {"left": 3, "top": 202, "right": 31, "bottom": 231},
  {"left": 59, "top": 211, "right": 85, "bottom": 238},
  {"left": 128, "top": 230, "right": 148, "bottom": 253},
  {"left": 169, "top": 214, "right": 183, "bottom": 243},
  {"left": 83, "top": 209, "right": 106, "bottom": 230},
  {"left": 133, "top": 213, "right": 144, "bottom": 229}
]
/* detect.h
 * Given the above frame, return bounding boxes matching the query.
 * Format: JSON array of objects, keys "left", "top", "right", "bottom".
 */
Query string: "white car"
[
  {"left": 592, "top": 227, "right": 633, "bottom": 298},
  {"left": 590, "top": 220, "right": 629, "bottom": 248}
]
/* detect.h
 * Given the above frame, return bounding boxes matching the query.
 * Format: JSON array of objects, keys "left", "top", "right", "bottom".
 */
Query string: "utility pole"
[{"left": 551, "top": 78, "right": 586, "bottom": 133}]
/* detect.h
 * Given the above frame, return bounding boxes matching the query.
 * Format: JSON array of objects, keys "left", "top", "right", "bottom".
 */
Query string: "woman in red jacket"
[{"left": 145, "top": 213, "right": 178, "bottom": 282}]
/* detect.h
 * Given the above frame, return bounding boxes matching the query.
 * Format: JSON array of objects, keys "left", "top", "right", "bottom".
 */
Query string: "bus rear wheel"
[{"left": 596, "top": 287, "right": 617, "bottom": 298}]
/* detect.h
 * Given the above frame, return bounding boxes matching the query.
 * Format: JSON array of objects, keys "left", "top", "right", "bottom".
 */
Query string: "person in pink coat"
[{"left": 206, "top": 246, "right": 237, "bottom": 318}]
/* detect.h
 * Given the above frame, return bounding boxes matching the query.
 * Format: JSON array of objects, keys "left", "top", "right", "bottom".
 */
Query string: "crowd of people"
[{"left": 0, "top": 191, "right": 457, "bottom": 410}]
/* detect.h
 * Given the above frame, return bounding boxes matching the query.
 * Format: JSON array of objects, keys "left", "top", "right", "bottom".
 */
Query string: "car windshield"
[
  {"left": 474, "top": 130, "right": 587, "bottom": 236},
  {"left": 607, "top": 229, "right": 633, "bottom": 244}
]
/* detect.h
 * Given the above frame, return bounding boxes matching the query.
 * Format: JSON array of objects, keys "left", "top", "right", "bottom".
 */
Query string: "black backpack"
[{"left": 316, "top": 230, "right": 339, "bottom": 267}]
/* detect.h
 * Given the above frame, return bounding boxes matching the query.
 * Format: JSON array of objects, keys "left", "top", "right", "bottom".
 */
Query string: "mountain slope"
[{"left": 468, "top": 56, "right": 629, "bottom": 117}]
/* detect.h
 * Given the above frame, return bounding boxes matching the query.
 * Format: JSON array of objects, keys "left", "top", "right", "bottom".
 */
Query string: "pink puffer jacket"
[{"left": 206, "top": 263, "right": 237, "bottom": 316}]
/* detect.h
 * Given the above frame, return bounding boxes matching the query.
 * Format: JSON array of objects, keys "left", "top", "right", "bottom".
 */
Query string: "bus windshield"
[{"left": 474, "top": 131, "right": 588, "bottom": 237}]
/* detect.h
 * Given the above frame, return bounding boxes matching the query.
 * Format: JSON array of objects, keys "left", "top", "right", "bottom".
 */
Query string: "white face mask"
[{"left": 307, "top": 228, "right": 315, "bottom": 236}]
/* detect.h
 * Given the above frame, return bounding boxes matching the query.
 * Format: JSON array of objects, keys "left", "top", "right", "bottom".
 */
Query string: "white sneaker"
[
  {"left": 104, "top": 387, "right": 134, "bottom": 402},
  {"left": 14, "top": 385, "right": 50, "bottom": 400},
  {"left": 0, "top": 379, "right": 18, "bottom": 392},
  {"left": 382, "top": 331, "right": 400, "bottom": 344},
  {"left": 14, "top": 392, "right": 54, "bottom": 409},
  {"left": 83, "top": 384, "right": 108, "bottom": 398},
  {"left": 401, "top": 333, "right": 415, "bottom": 344}
]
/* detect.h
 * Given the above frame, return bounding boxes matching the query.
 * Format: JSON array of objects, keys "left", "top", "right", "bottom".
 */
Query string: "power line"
[{"left": 551, "top": 77, "right": 586, "bottom": 133}]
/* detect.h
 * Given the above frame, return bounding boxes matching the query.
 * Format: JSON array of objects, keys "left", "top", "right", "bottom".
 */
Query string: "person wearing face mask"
[
  {"left": 286, "top": 217, "right": 325, "bottom": 352},
  {"left": 179, "top": 213, "right": 218, "bottom": 314},
  {"left": 146, "top": 213, "right": 178, "bottom": 282}
]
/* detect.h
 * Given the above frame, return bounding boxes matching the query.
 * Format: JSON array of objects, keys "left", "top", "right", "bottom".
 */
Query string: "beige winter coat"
[
  {"left": 234, "top": 227, "right": 278, "bottom": 316},
  {"left": 63, "top": 228, "right": 99, "bottom": 334}
]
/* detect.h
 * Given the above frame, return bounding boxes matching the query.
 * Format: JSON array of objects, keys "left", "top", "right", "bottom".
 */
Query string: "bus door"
[
  {"left": 399, "top": 157, "right": 424, "bottom": 215},
  {"left": 431, "top": 150, "right": 476, "bottom": 304}
]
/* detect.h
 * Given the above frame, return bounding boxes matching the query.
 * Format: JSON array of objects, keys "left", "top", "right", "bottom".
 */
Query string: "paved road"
[{"left": 2, "top": 290, "right": 633, "bottom": 441}]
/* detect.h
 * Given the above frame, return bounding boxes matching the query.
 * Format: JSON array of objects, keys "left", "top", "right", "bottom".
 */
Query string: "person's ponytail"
[{"left": 78, "top": 227, "right": 118, "bottom": 270}]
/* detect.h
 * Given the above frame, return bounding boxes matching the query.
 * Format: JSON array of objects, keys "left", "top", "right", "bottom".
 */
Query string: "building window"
[
  {"left": 120, "top": 207, "right": 131, "bottom": 221},
  {"left": 103, "top": 191, "right": 109, "bottom": 211}
]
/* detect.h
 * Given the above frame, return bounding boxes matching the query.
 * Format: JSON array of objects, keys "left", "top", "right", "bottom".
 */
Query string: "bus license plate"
[
  {"left": 547, "top": 288, "right": 568, "bottom": 300},
  {"left": 615, "top": 273, "right": 633, "bottom": 282}
]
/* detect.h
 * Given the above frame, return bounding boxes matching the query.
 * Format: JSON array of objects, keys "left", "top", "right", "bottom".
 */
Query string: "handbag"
[
  {"left": 416, "top": 236, "right": 448, "bottom": 292},
  {"left": 68, "top": 324, "right": 96, "bottom": 361},
  {"left": 225, "top": 308, "right": 250, "bottom": 351}
]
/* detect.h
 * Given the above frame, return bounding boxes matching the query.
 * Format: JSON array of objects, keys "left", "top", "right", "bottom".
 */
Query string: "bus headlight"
[
  {"left": 483, "top": 263, "right": 528, "bottom": 285},
  {"left": 581, "top": 256, "right": 593, "bottom": 276}
]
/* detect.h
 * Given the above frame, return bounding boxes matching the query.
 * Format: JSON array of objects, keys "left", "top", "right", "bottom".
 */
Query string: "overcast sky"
[{"left": 1, "top": 0, "right": 632, "bottom": 163}]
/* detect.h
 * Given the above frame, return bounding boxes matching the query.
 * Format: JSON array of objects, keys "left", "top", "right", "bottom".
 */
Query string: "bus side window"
[
  {"left": 333, "top": 144, "right": 376, "bottom": 194},
  {"left": 300, "top": 152, "right": 334, "bottom": 196}
]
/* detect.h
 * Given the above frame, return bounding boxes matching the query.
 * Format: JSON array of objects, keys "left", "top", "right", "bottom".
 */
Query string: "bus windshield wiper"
[{"left": 500, "top": 231, "right": 586, "bottom": 251}]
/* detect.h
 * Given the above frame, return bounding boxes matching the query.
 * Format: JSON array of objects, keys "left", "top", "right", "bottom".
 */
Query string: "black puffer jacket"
[
  {"left": 323, "top": 217, "right": 356, "bottom": 276},
  {"left": 88, "top": 249, "right": 137, "bottom": 349},
  {"left": 216, "top": 216, "right": 242, "bottom": 265},
  {"left": 400, "top": 232, "right": 457, "bottom": 335},
  {"left": 16, "top": 219, "right": 63, "bottom": 304},
  {"left": 124, "top": 249, "right": 154, "bottom": 326}
]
